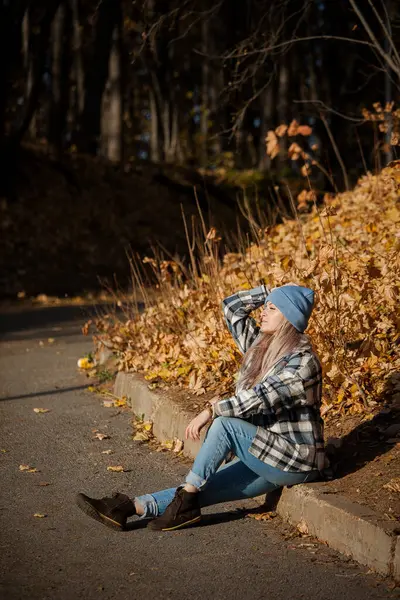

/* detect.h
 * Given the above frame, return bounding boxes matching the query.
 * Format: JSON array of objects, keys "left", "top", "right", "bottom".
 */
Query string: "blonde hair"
[{"left": 236, "top": 318, "right": 311, "bottom": 392}]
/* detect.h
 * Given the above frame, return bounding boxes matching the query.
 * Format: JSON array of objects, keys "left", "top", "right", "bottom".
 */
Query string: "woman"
[{"left": 76, "top": 284, "right": 325, "bottom": 531}]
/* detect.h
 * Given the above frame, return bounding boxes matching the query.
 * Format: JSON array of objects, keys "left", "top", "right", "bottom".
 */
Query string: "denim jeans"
[{"left": 135, "top": 416, "right": 319, "bottom": 519}]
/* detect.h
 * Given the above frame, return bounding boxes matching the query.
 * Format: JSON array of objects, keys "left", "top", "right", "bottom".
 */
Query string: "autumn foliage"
[{"left": 91, "top": 165, "right": 400, "bottom": 418}]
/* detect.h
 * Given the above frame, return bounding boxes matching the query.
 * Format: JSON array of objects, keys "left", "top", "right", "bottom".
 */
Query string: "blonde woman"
[{"left": 77, "top": 284, "right": 325, "bottom": 531}]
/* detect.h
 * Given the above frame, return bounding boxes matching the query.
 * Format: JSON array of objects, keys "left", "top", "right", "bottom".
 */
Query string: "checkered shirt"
[{"left": 214, "top": 286, "right": 325, "bottom": 472}]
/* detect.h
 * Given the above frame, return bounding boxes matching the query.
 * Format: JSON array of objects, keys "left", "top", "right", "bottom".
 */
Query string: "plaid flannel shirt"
[{"left": 214, "top": 286, "right": 325, "bottom": 472}]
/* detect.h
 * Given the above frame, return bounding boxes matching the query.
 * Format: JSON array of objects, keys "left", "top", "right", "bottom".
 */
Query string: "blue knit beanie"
[{"left": 265, "top": 285, "right": 315, "bottom": 332}]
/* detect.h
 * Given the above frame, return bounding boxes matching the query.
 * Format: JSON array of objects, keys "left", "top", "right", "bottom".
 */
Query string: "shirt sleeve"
[
  {"left": 213, "top": 352, "right": 321, "bottom": 419},
  {"left": 222, "top": 285, "right": 270, "bottom": 355}
]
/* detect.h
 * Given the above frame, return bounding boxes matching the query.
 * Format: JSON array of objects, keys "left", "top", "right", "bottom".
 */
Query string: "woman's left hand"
[{"left": 185, "top": 409, "right": 212, "bottom": 441}]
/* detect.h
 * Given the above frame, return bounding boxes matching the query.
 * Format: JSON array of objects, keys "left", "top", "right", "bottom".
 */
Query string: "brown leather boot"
[
  {"left": 76, "top": 492, "right": 136, "bottom": 530},
  {"left": 147, "top": 488, "right": 201, "bottom": 531}
]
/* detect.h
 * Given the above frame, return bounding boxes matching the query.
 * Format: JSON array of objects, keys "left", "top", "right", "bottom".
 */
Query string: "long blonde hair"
[{"left": 236, "top": 319, "right": 311, "bottom": 392}]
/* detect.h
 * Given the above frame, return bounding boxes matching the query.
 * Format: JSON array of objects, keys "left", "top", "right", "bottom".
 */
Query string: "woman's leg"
[
  {"left": 134, "top": 415, "right": 319, "bottom": 519},
  {"left": 184, "top": 416, "right": 319, "bottom": 490},
  {"left": 133, "top": 458, "right": 277, "bottom": 519}
]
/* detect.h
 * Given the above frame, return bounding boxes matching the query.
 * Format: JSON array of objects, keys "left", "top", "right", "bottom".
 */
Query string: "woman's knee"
[{"left": 210, "top": 416, "right": 229, "bottom": 432}]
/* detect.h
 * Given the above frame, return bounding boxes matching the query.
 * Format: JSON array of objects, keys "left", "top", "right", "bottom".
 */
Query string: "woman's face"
[{"left": 260, "top": 301, "right": 285, "bottom": 333}]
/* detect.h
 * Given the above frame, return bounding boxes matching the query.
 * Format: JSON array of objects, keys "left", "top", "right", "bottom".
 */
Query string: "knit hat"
[{"left": 265, "top": 285, "right": 315, "bottom": 332}]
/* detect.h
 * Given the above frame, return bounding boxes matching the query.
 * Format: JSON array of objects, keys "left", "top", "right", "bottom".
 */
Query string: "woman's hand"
[{"left": 185, "top": 409, "right": 212, "bottom": 441}]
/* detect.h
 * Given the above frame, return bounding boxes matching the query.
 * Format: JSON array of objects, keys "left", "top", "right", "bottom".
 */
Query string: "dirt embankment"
[{"left": 0, "top": 147, "right": 249, "bottom": 299}]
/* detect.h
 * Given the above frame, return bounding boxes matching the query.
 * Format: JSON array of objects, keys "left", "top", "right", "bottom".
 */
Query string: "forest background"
[{"left": 1, "top": 1, "right": 400, "bottom": 302}]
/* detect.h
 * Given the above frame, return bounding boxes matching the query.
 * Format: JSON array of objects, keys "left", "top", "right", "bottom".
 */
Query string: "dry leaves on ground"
[
  {"left": 33, "top": 408, "right": 50, "bottom": 414},
  {"left": 132, "top": 420, "right": 154, "bottom": 442},
  {"left": 77, "top": 357, "right": 95, "bottom": 370},
  {"left": 94, "top": 432, "right": 110, "bottom": 441},
  {"left": 90, "top": 165, "right": 400, "bottom": 419},
  {"left": 19, "top": 464, "right": 39, "bottom": 473},
  {"left": 383, "top": 478, "right": 400, "bottom": 493},
  {"left": 297, "top": 519, "right": 309, "bottom": 535},
  {"left": 246, "top": 511, "right": 278, "bottom": 522},
  {"left": 106, "top": 465, "right": 126, "bottom": 472}
]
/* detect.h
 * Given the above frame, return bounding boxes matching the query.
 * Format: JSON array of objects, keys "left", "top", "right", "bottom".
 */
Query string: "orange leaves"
[
  {"left": 265, "top": 131, "right": 280, "bottom": 159},
  {"left": 90, "top": 165, "right": 400, "bottom": 420},
  {"left": 288, "top": 143, "right": 303, "bottom": 161},
  {"left": 275, "top": 124, "right": 287, "bottom": 137}
]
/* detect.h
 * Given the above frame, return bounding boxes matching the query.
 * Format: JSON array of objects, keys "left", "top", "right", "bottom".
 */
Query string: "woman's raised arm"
[{"left": 222, "top": 284, "right": 270, "bottom": 355}]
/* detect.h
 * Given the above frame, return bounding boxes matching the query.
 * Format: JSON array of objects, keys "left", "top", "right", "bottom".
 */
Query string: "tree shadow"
[
  {"left": 0, "top": 383, "right": 90, "bottom": 402},
  {"left": 0, "top": 302, "right": 126, "bottom": 342}
]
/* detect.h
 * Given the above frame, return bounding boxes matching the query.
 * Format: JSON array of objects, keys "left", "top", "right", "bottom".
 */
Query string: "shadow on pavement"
[
  {"left": 124, "top": 510, "right": 246, "bottom": 532},
  {"left": 0, "top": 303, "right": 120, "bottom": 342},
  {"left": 0, "top": 384, "right": 90, "bottom": 402}
]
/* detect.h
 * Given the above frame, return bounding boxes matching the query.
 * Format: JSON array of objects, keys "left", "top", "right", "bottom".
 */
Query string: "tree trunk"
[
  {"left": 22, "top": 9, "right": 37, "bottom": 140},
  {"left": 71, "top": 0, "right": 84, "bottom": 116},
  {"left": 103, "top": 24, "right": 122, "bottom": 162},
  {"left": 200, "top": 18, "right": 209, "bottom": 167},
  {"left": 79, "top": 0, "right": 121, "bottom": 154},
  {"left": 258, "top": 83, "right": 274, "bottom": 171},
  {"left": 209, "top": 67, "right": 223, "bottom": 159},
  {"left": 49, "top": 2, "right": 72, "bottom": 155},
  {"left": 0, "top": 1, "right": 30, "bottom": 147},
  {"left": 149, "top": 87, "right": 160, "bottom": 162},
  {"left": 10, "top": 2, "right": 61, "bottom": 148},
  {"left": 277, "top": 56, "right": 289, "bottom": 170}
]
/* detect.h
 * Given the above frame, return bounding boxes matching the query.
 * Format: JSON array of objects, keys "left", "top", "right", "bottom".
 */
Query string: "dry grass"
[{"left": 89, "top": 164, "right": 400, "bottom": 418}]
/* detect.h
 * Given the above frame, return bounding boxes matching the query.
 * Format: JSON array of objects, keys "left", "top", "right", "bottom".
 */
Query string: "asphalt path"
[{"left": 0, "top": 303, "right": 398, "bottom": 600}]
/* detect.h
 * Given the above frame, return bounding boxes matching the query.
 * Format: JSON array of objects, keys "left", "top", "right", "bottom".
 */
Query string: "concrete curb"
[{"left": 114, "top": 371, "right": 400, "bottom": 580}]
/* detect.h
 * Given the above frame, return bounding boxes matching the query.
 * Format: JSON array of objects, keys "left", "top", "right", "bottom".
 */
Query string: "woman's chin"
[{"left": 260, "top": 324, "right": 273, "bottom": 334}]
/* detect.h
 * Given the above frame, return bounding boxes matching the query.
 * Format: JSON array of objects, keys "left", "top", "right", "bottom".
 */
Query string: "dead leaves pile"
[
  {"left": 90, "top": 166, "right": 400, "bottom": 419},
  {"left": 383, "top": 478, "right": 400, "bottom": 493},
  {"left": 131, "top": 416, "right": 184, "bottom": 454},
  {"left": 132, "top": 419, "right": 154, "bottom": 442}
]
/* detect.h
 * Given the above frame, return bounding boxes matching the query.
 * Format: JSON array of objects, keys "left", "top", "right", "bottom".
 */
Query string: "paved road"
[{"left": 0, "top": 304, "right": 398, "bottom": 600}]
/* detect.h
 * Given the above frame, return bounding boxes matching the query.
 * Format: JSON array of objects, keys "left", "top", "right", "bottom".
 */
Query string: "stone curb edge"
[{"left": 114, "top": 371, "right": 400, "bottom": 581}]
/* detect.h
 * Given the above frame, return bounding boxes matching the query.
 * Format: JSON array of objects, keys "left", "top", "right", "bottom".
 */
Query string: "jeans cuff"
[
  {"left": 185, "top": 469, "right": 207, "bottom": 490},
  {"left": 134, "top": 493, "right": 159, "bottom": 519}
]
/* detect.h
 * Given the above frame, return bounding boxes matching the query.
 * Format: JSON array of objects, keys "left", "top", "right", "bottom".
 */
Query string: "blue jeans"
[{"left": 135, "top": 416, "right": 319, "bottom": 519}]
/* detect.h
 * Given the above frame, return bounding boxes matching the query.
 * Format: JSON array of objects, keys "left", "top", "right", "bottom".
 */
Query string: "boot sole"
[
  {"left": 76, "top": 494, "right": 124, "bottom": 531},
  {"left": 150, "top": 515, "right": 201, "bottom": 532}
]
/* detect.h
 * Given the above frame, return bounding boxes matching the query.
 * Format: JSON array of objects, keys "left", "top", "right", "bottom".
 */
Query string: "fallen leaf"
[
  {"left": 33, "top": 408, "right": 50, "bottom": 414},
  {"left": 19, "top": 464, "right": 39, "bottom": 473},
  {"left": 47, "top": 338, "right": 55, "bottom": 344},
  {"left": 107, "top": 465, "right": 125, "bottom": 472},
  {"left": 383, "top": 478, "right": 400, "bottom": 493},
  {"left": 297, "top": 519, "right": 309, "bottom": 535},
  {"left": 101, "top": 449, "right": 113, "bottom": 455},
  {"left": 246, "top": 511, "right": 277, "bottom": 521},
  {"left": 94, "top": 433, "right": 110, "bottom": 441},
  {"left": 87, "top": 386, "right": 96, "bottom": 392},
  {"left": 173, "top": 439, "right": 184, "bottom": 453},
  {"left": 37, "top": 482, "right": 50, "bottom": 486},
  {"left": 103, "top": 400, "right": 115, "bottom": 408},
  {"left": 77, "top": 357, "right": 95, "bottom": 370},
  {"left": 113, "top": 396, "right": 127, "bottom": 407},
  {"left": 1, "top": 449, "right": 7, "bottom": 453},
  {"left": 132, "top": 432, "right": 149, "bottom": 441},
  {"left": 33, "top": 513, "right": 47, "bottom": 518}
]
